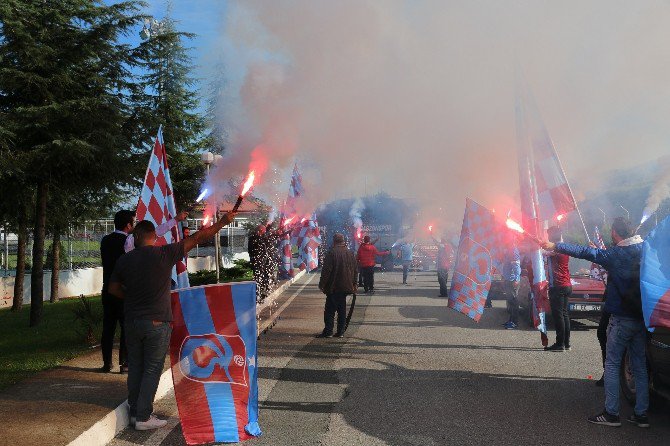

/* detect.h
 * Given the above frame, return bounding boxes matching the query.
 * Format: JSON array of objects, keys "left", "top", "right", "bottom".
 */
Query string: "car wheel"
[{"left": 620, "top": 349, "right": 662, "bottom": 409}]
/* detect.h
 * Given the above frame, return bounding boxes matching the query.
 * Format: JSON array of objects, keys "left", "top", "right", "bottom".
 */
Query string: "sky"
[{"left": 133, "top": 1, "right": 670, "bottom": 234}]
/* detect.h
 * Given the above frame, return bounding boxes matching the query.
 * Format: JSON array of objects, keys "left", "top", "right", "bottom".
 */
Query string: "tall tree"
[
  {"left": 0, "top": 0, "right": 143, "bottom": 326},
  {"left": 129, "top": 15, "right": 206, "bottom": 207}
]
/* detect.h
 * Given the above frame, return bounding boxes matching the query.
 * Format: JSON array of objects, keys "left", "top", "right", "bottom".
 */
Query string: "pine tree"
[
  {"left": 0, "top": 0, "right": 143, "bottom": 325},
  {"left": 129, "top": 15, "right": 207, "bottom": 208}
]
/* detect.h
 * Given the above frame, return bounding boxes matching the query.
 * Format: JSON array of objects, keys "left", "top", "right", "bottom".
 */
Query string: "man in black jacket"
[
  {"left": 99, "top": 210, "right": 135, "bottom": 373},
  {"left": 318, "top": 233, "right": 358, "bottom": 338}
]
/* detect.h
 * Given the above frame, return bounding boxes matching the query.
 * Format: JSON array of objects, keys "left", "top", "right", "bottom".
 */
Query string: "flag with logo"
[
  {"left": 136, "top": 126, "right": 189, "bottom": 289},
  {"left": 292, "top": 217, "right": 322, "bottom": 272},
  {"left": 170, "top": 282, "right": 261, "bottom": 445},
  {"left": 641, "top": 216, "right": 670, "bottom": 330},
  {"left": 448, "top": 199, "right": 507, "bottom": 322}
]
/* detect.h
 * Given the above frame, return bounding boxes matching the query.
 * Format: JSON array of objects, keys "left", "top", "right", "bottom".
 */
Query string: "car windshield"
[{"left": 569, "top": 257, "right": 595, "bottom": 277}]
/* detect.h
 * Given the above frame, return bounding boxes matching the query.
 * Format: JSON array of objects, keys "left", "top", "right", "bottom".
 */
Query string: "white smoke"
[
  {"left": 208, "top": 0, "right": 670, "bottom": 227},
  {"left": 641, "top": 164, "right": 670, "bottom": 223},
  {"left": 349, "top": 198, "right": 365, "bottom": 230}
]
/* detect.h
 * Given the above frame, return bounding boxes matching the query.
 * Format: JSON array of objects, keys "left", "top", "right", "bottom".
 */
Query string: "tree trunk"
[
  {"left": 30, "top": 181, "right": 48, "bottom": 327},
  {"left": 12, "top": 211, "right": 28, "bottom": 312},
  {"left": 50, "top": 231, "right": 60, "bottom": 303}
]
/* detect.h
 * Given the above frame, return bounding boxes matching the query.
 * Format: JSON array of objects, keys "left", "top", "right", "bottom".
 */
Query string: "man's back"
[
  {"left": 320, "top": 245, "right": 357, "bottom": 294},
  {"left": 110, "top": 241, "right": 185, "bottom": 322}
]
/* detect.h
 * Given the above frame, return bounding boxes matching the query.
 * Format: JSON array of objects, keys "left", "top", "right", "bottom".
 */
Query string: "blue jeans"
[
  {"left": 125, "top": 319, "right": 172, "bottom": 421},
  {"left": 604, "top": 315, "right": 648, "bottom": 416}
]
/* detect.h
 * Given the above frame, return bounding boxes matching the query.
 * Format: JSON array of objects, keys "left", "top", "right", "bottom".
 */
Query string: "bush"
[{"left": 188, "top": 259, "right": 254, "bottom": 286}]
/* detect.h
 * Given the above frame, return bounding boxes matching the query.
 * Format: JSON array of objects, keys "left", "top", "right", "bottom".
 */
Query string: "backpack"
[{"left": 617, "top": 255, "right": 643, "bottom": 319}]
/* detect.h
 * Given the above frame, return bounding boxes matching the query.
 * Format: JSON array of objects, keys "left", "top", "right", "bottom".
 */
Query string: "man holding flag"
[
  {"left": 542, "top": 217, "right": 649, "bottom": 428},
  {"left": 108, "top": 210, "right": 237, "bottom": 430}
]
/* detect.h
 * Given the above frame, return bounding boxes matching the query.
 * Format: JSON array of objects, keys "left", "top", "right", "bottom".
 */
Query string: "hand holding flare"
[
  {"left": 505, "top": 216, "right": 543, "bottom": 245},
  {"left": 232, "top": 170, "right": 256, "bottom": 212}
]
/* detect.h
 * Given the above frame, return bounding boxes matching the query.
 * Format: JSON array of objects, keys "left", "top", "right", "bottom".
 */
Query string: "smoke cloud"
[{"left": 207, "top": 0, "right": 670, "bottom": 228}]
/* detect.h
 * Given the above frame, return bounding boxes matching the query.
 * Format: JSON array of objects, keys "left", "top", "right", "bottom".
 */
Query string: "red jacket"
[
  {"left": 547, "top": 252, "right": 571, "bottom": 288},
  {"left": 357, "top": 243, "right": 389, "bottom": 267}
]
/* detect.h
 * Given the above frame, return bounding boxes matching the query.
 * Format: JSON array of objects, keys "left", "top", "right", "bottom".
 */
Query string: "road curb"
[{"left": 66, "top": 270, "right": 308, "bottom": 446}]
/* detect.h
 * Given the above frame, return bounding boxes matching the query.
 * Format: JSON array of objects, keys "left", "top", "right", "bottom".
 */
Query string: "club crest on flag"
[{"left": 179, "top": 333, "right": 248, "bottom": 386}]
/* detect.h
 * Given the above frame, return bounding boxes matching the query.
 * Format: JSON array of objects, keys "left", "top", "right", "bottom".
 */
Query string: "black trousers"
[
  {"left": 549, "top": 286, "right": 572, "bottom": 347},
  {"left": 361, "top": 266, "right": 375, "bottom": 292},
  {"left": 358, "top": 267, "right": 364, "bottom": 286},
  {"left": 437, "top": 269, "right": 449, "bottom": 296},
  {"left": 598, "top": 310, "right": 611, "bottom": 366},
  {"left": 402, "top": 262, "right": 410, "bottom": 283},
  {"left": 324, "top": 292, "right": 347, "bottom": 335},
  {"left": 101, "top": 291, "right": 127, "bottom": 367}
]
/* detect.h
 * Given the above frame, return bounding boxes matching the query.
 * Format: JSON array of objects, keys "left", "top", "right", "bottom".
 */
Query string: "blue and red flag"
[
  {"left": 641, "top": 216, "right": 670, "bottom": 330},
  {"left": 170, "top": 282, "right": 261, "bottom": 445},
  {"left": 448, "top": 199, "right": 507, "bottom": 321},
  {"left": 136, "top": 126, "right": 189, "bottom": 289}
]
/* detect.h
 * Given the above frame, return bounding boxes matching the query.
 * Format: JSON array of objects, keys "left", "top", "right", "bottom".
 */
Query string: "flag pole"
[{"left": 553, "top": 149, "right": 592, "bottom": 245}]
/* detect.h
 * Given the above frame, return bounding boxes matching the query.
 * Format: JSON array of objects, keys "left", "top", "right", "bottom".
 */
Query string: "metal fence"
[{"left": 1, "top": 217, "right": 250, "bottom": 275}]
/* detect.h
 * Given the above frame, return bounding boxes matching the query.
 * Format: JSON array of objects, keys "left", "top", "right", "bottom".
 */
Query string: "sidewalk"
[
  {"left": 0, "top": 273, "right": 306, "bottom": 446},
  {"left": 0, "top": 346, "right": 136, "bottom": 446}
]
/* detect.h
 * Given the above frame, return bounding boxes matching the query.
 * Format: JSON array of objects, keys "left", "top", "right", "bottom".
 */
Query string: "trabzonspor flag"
[
  {"left": 448, "top": 199, "right": 507, "bottom": 321},
  {"left": 170, "top": 282, "right": 261, "bottom": 444},
  {"left": 641, "top": 216, "right": 670, "bottom": 329},
  {"left": 136, "top": 125, "right": 189, "bottom": 289},
  {"left": 293, "top": 218, "right": 322, "bottom": 272}
]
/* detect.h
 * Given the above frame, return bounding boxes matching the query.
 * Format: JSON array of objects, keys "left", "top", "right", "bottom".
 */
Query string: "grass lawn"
[{"left": 0, "top": 296, "right": 103, "bottom": 391}]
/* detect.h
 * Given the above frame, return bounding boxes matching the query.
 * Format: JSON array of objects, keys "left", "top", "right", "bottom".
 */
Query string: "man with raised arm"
[
  {"left": 108, "top": 210, "right": 236, "bottom": 431},
  {"left": 542, "top": 217, "right": 648, "bottom": 428}
]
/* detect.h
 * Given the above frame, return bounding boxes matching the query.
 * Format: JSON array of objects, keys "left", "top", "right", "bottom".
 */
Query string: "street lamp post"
[
  {"left": 201, "top": 152, "right": 220, "bottom": 283},
  {"left": 597, "top": 208, "right": 606, "bottom": 227},
  {"left": 619, "top": 205, "right": 630, "bottom": 220}
]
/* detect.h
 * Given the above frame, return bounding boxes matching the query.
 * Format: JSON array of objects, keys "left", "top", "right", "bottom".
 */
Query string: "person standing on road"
[
  {"left": 108, "top": 211, "right": 236, "bottom": 431},
  {"left": 397, "top": 240, "right": 415, "bottom": 285},
  {"left": 432, "top": 236, "right": 454, "bottom": 297},
  {"left": 502, "top": 241, "right": 521, "bottom": 330},
  {"left": 99, "top": 209, "right": 186, "bottom": 374},
  {"left": 542, "top": 217, "right": 649, "bottom": 428},
  {"left": 544, "top": 226, "right": 572, "bottom": 352},
  {"left": 356, "top": 235, "right": 389, "bottom": 294},
  {"left": 318, "top": 233, "right": 358, "bottom": 338}
]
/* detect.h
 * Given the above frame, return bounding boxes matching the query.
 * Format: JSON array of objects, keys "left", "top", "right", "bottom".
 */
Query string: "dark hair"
[
  {"left": 612, "top": 217, "right": 634, "bottom": 239},
  {"left": 547, "top": 226, "right": 562, "bottom": 242},
  {"left": 114, "top": 210, "right": 135, "bottom": 231},
  {"left": 363, "top": 235, "right": 370, "bottom": 243},
  {"left": 133, "top": 220, "right": 156, "bottom": 247},
  {"left": 333, "top": 233, "right": 345, "bottom": 244}
]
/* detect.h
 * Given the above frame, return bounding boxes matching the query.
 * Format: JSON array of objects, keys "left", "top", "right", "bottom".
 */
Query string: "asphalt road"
[{"left": 108, "top": 271, "right": 670, "bottom": 446}]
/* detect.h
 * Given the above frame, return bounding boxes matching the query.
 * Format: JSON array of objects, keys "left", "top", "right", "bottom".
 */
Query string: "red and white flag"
[
  {"left": 516, "top": 75, "right": 577, "bottom": 221},
  {"left": 136, "top": 126, "right": 190, "bottom": 289}
]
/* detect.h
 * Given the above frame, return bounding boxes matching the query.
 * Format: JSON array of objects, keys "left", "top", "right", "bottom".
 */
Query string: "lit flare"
[{"left": 241, "top": 170, "right": 256, "bottom": 197}]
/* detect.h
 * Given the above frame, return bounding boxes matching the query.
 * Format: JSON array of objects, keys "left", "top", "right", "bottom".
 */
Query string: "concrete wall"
[{"left": 0, "top": 253, "right": 251, "bottom": 308}]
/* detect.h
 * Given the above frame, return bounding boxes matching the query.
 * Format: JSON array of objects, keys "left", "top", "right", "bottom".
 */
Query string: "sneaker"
[
  {"left": 501, "top": 320, "right": 512, "bottom": 326},
  {"left": 595, "top": 374, "right": 604, "bottom": 387},
  {"left": 98, "top": 364, "right": 112, "bottom": 373},
  {"left": 334, "top": 332, "right": 344, "bottom": 338},
  {"left": 135, "top": 414, "right": 168, "bottom": 431},
  {"left": 564, "top": 345, "right": 572, "bottom": 351},
  {"left": 587, "top": 411, "right": 621, "bottom": 427},
  {"left": 544, "top": 343, "right": 565, "bottom": 352},
  {"left": 627, "top": 413, "right": 650, "bottom": 428},
  {"left": 119, "top": 364, "right": 129, "bottom": 374},
  {"left": 504, "top": 321, "right": 518, "bottom": 330},
  {"left": 317, "top": 332, "right": 333, "bottom": 338}
]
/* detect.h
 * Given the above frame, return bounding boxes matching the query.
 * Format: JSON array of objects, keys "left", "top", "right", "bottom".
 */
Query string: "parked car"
[
  {"left": 621, "top": 327, "right": 670, "bottom": 408},
  {"left": 495, "top": 257, "right": 606, "bottom": 324}
]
